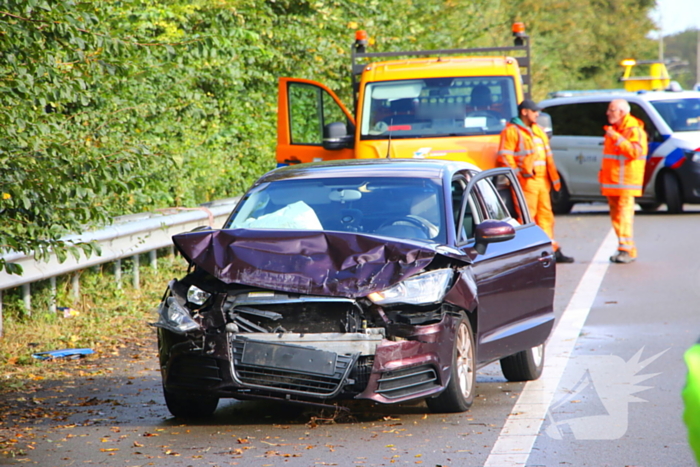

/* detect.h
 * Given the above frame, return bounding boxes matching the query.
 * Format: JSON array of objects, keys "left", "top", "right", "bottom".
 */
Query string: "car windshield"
[
  {"left": 651, "top": 98, "right": 700, "bottom": 132},
  {"left": 360, "top": 76, "right": 518, "bottom": 139},
  {"left": 227, "top": 176, "right": 446, "bottom": 243}
]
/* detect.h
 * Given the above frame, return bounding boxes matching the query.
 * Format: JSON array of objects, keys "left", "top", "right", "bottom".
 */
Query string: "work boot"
[
  {"left": 554, "top": 249, "right": 574, "bottom": 263},
  {"left": 610, "top": 251, "right": 635, "bottom": 264}
]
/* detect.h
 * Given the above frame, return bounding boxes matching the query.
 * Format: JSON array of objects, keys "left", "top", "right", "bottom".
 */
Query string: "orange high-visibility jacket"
[
  {"left": 497, "top": 120, "right": 561, "bottom": 191},
  {"left": 600, "top": 114, "right": 647, "bottom": 197}
]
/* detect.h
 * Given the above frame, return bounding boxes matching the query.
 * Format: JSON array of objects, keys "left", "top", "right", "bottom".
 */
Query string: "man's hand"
[{"left": 604, "top": 125, "right": 620, "bottom": 140}]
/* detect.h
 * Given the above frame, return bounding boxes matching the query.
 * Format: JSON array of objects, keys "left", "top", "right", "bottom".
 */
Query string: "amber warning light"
[
  {"left": 512, "top": 22, "right": 526, "bottom": 34},
  {"left": 355, "top": 30, "right": 368, "bottom": 42}
]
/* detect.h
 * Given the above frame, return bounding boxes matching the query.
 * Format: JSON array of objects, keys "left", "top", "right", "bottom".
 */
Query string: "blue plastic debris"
[{"left": 32, "top": 348, "right": 95, "bottom": 360}]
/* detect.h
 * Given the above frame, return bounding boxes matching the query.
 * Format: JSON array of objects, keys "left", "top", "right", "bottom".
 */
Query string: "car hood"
[{"left": 172, "top": 229, "right": 466, "bottom": 297}]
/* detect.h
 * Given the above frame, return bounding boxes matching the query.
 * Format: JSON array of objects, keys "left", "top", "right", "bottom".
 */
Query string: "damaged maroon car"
[{"left": 152, "top": 159, "right": 556, "bottom": 417}]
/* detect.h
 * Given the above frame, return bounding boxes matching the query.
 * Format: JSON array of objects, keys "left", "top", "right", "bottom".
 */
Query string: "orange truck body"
[{"left": 276, "top": 25, "right": 531, "bottom": 169}]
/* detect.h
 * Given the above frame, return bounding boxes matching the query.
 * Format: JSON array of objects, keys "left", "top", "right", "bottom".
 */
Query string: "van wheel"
[
  {"left": 662, "top": 172, "right": 683, "bottom": 213},
  {"left": 550, "top": 177, "right": 573, "bottom": 214},
  {"left": 426, "top": 315, "right": 475, "bottom": 413},
  {"left": 500, "top": 343, "right": 545, "bottom": 382}
]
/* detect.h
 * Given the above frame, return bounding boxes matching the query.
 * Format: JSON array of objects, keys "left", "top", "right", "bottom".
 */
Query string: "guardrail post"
[
  {"left": 149, "top": 250, "right": 157, "bottom": 271},
  {"left": 115, "top": 259, "right": 122, "bottom": 289},
  {"left": 72, "top": 273, "right": 80, "bottom": 304},
  {"left": 132, "top": 254, "right": 140, "bottom": 290},
  {"left": 50, "top": 277, "right": 57, "bottom": 314},
  {"left": 22, "top": 284, "right": 31, "bottom": 316}
]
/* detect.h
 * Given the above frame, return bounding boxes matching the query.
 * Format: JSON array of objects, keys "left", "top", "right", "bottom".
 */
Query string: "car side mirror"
[
  {"left": 537, "top": 112, "right": 553, "bottom": 139},
  {"left": 323, "top": 121, "right": 354, "bottom": 150},
  {"left": 474, "top": 219, "right": 515, "bottom": 255}
]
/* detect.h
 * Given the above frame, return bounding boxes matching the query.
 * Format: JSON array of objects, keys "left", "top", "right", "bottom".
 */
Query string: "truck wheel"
[
  {"left": 500, "top": 343, "right": 545, "bottom": 382},
  {"left": 163, "top": 387, "right": 219, "bottom": 418},
  {"left": 550, "top": 177, "right": 573, "bottom": 214},
  {"left": 639, "top": 202, "right": 661, "bottom": 212},
  {"left": 426, "top": 315, "right": 475, "bottom": 413},
  {"left": 662, "top": 171, "right": 683, "bottom": 214}
]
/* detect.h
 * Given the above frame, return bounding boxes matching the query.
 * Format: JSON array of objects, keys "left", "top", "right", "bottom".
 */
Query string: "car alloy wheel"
[{"left": 426, "top": 314, "right": 475, "bottom": 413}]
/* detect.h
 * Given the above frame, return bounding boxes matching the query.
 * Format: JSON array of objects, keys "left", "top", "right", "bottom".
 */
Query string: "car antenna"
[{"left": 385, "top": 118, "right": 393, "bottom": 158}]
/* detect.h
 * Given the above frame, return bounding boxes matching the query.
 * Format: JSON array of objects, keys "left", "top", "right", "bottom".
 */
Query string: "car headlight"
[
  {"left": 685, "top": 150, "right": 700, "bottom": 163},
  {"left": 187, "top": 285, "right": 211, "bottom": 305},
  {"left": 368, "top": 269, "right": 452, "bottom": 306},
  {"left": 154, "top": 297, "right": 201, "bottom": 334}
]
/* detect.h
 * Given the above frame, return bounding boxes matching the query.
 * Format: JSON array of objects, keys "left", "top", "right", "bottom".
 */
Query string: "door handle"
[{"left": 538, "top": 251, "right": 554, "bottom": 268}]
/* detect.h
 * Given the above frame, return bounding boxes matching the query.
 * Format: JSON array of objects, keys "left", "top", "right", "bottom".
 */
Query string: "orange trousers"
[
  {"left": 607, "top": 195, "right": 636, "bottom": 257},
  {"left": 521, "top": 175, "right": 559, "bottom": 251}
]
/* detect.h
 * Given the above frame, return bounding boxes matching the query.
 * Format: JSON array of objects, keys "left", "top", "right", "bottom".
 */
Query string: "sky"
[{"left": 652, "top": 0, "right": 700, "bottom": 36}]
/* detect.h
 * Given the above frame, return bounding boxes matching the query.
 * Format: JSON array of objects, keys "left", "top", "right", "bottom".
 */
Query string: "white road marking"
[{"left": 483, "top": 228, "right": 617, "bottom": 466}]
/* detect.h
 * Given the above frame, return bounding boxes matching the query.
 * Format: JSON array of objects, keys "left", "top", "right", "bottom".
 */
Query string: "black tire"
[
  {"left": 550, "top": 177, "right": 574, "bottom": 214},
  {"left": 163, "top": 388, "right": 219, "bottom": 418},
  {"left": 500, "top": 343, "right": 545, "bottom": 382},
  {"left": 662, "top": 171, "right": 683, "bottom": 214},
  {"left": 426, "top": 315, "right": 475, "bottom": 413}
]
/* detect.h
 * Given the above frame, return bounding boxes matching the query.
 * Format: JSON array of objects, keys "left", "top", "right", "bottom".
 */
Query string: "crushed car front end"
[{"left": 152, "top": 229, "right": 475, "bottom": 410}]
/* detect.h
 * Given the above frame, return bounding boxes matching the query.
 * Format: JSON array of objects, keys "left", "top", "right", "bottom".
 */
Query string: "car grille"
[
  {"left": 376, "top": 364, "right": 439, "bottom": 399},
  {"left": 168, "top": 355, "right": 223, "bottom": 388},
  {"left": 231, "top": 339, "right": 355, "bottom": 397}
]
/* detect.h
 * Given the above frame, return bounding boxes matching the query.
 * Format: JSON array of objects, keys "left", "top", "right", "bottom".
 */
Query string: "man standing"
[
  {"left": 601, "top": 99, "right": 647, "bottom": 263},
  {"left": 497, "top": 99, "right": 574, "bottom": 263}
]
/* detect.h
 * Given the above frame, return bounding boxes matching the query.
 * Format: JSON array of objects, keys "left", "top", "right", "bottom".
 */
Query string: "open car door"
[{"left": 277, "top": 78, "right": 356, "bottom": 166}]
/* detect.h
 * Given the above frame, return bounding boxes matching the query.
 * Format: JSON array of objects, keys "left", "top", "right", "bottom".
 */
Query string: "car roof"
[
  {"left": 539, "top": 90, "right": 700, "bottom": 108},
  {"left": 259, "top": 158, "right": 481, "bottom": 184}
]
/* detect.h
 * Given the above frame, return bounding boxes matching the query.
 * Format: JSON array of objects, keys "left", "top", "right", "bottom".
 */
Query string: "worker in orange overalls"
[
  {"left": 601, "top": 99, "right": 647, "bottom": 264},
  {"left": 497, "top": 99, "right": 574, "bottom": 263}
]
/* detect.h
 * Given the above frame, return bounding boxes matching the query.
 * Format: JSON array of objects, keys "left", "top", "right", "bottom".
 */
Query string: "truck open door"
[{"left": 277, "top": 78, "right": 356, "bottom": 167}]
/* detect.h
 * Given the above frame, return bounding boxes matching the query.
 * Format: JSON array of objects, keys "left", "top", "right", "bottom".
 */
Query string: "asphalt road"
[{"left": 1, "top": 203, "right": 698, "bottom": 467}]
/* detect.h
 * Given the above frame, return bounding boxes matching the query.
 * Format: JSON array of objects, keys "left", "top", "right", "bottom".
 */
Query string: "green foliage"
[
  {"left": 0, "top": 0, "right": 659, "bottom": 273},
  {"left": 664, "top": 29, "right": 699, "bottom": 90}
]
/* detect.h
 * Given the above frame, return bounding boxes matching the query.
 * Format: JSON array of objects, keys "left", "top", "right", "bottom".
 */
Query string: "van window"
[
  {"left": 547, "top": 101, "right": 662, "bottom": 143},
  {"left": 629, "top": 103, "right": 663, "bottom": 143},
  {"left": 651, "top": 98, "right": 700, "bottom": 133},
  {"left": 546, "top": 102, "right": 608, "bottom": 137}
]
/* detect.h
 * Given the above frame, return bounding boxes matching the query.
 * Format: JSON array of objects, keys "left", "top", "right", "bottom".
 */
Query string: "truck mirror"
[
  {"left": 537, "top": 112, "right": 553, "bottom": 138},
  {"left": 323, "top": 122, "right": 354, "bottom": 150}
]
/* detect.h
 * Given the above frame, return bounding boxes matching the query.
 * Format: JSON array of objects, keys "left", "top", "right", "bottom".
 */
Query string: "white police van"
[{"left": 538, "top": 90, "right": 700, "bottom": 213}]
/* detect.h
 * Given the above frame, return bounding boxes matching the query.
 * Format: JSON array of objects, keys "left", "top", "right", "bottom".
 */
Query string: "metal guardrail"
[{"left": 0, "top": 197, "right": 241, "bottom": 336}]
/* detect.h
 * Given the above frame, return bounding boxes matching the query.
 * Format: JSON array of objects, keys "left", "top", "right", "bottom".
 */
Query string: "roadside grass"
[{"left": 0, "top": 253, "right": 188, "bottom": 393}]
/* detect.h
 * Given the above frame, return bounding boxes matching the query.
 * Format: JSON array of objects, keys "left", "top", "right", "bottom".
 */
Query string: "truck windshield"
[
  {"left": 360, "top": 77, "right": 518, "bottom": 139},
  {"left": 651, "top": 98, "right": 700, "bottom": 132}
]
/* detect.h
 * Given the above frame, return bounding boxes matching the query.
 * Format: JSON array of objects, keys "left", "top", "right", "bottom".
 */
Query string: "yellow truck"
[{"left": 276, "top": 23, "right": 532, "bottom": 168}]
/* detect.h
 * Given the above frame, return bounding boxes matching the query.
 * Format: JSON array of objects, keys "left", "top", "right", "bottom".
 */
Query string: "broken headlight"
[
  {"left": 368, "top": 269, "right": 452, "bottom": 306},
  {"left": 154, "top": 297, "right": 201, "bottom": 334},
  {"left": 187, "top": 285, "right": 211, "bottom": 305}
]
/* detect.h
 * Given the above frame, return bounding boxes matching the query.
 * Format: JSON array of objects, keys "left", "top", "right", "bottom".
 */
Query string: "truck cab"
[{"left": 276, "top": 24, "right": 531, "bottom": 169}]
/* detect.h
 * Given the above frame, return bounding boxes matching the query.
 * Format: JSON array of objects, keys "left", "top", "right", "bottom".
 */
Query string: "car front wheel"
[
  {"left": 662, "top": 171, "right": 683, "bottom": 214},
  {"left": 426, "top": 315, "right": 475, "bottom": 413},
  {"left": 550, "top": 177, "right": 574, "bottom": 214},
  {"left": 163, "top": 387, "right": 219, "bottom": 418},
  {"left": 500, "top": 343, "right": 545, "bottom": 382}
]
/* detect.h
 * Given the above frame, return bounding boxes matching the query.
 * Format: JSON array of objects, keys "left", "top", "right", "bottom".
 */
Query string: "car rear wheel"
[
  {"left": 500, "top": 343, "right": 545, "bottom": 382},
  {"left": 426, "top": 315, "right": 475, "bottom": 413},
  {"left": 662, "top": 171, "right": 683, "bottom": 214},
  {"left": 550, "top": 177, "right": 574, "bottom": 214},
  {"left": 163, "top": 387, "right": 219, "bottom": 418}
]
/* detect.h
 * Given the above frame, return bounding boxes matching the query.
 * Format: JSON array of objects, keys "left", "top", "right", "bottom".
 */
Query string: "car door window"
[
  {"left": 476, "top": 178, "right": 511, "bottom": 221},
  {"left": 452, "top": 178, "right": 476, "bottom": 242}
]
